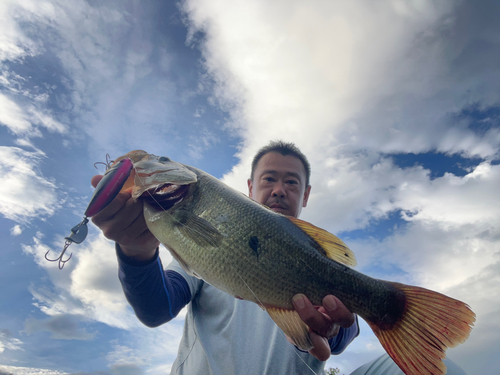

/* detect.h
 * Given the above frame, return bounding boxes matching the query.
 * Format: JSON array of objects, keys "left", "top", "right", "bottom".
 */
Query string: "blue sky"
[{"left": 1, "top": 0, "right": 499, "bottom": 374}]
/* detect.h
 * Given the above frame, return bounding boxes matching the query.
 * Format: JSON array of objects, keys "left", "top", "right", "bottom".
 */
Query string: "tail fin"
[{"left": 366, "top": 282, "right": 475, "bottom": 375}]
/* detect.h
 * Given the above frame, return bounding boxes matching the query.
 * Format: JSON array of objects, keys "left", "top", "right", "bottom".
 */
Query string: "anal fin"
[{"left": 267, "top": 307, "right": 313, "bottom": 351}]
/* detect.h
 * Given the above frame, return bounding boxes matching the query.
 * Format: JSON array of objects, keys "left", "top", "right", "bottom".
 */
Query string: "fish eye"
[{"left": 159, "top": 156, "right": 171, "bottom": 162}]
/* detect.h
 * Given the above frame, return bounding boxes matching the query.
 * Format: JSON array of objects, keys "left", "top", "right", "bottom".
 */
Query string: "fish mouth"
[{"left": 140, "top": 183, "right": 191, "bottom": 211}]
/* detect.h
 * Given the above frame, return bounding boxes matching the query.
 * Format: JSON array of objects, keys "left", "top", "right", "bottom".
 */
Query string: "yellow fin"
[
  {"left": 266, "top": 307, "right": 313, "bottom": 351},
  {"left": 367, "top": 282, "right": 475, "bottom": 375},
  {"left": 287, "top": 217, "right": 357, "bottom": 267}
]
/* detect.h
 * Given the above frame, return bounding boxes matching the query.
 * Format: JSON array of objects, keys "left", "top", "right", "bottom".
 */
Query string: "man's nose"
[{"left": 271, "top": 181, "right": 286, "bottom": 197}]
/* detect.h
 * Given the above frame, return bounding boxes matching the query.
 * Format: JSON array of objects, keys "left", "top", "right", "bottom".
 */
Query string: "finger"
[
  {"left": 292, "top": 294, "right": 333, "bottom": 337},
  {"left": 117, "top": 210, "right": 153, "bottom": 245},
  {"left": 118, "top": 222, "right": 160, "bottom": 257},
  {"left": 307, "top": 331, "right": 331, "bottom": 362},
  {"left": 91, "top": 175, "right": 103, "bottom": 188},
  {"left": 95, "top": 194, "right": 144, "bottom": 240},
  {"left": 322, "top": 295, "right": 356, "bottom": 328},
  {"left": 91, "top": 190, "right": 133, "bottom": 226}
]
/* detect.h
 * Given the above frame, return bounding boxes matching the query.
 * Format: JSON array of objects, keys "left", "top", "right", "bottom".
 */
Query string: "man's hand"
[
  {"left": 292, "top": 294, "right": 355, "bottom": 361},
  {"left": 90, "top": 175, "right": 159, "bottom": 262}
]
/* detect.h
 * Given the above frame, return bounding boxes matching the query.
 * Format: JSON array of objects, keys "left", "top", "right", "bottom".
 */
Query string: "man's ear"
[
  {"left": 247, "top": 178, "right": 253, "bottom": 198},
  {"left": 302, "top": 185, "right": 311, "bottom": 207}
]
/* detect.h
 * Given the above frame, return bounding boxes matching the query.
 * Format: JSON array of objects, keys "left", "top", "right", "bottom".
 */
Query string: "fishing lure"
[{"left": 45, "top": 156, "right": 133, "bottom": 269}]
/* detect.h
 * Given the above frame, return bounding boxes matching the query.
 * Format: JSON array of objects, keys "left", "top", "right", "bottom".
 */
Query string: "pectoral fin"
[
  {"left": 173, "top": 209, "right": 223, "bottom": 247},
  {"left": 266, "top": 307, "right": 313, "bottom": 351},
  {"left": 287, "top": 217, "right": 357, "bottom": 267}
]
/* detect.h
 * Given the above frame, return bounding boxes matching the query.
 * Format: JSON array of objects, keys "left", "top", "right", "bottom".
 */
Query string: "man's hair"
[{"left": 250, "top": 140, "right": 311, "bottom": 187}]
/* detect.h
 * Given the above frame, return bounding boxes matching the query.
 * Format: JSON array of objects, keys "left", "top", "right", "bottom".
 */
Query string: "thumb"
[{"left": 91, "top": 175, "right": 103, "bottom": 188}]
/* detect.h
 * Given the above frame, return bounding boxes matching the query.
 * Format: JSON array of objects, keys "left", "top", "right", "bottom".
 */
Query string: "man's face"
[{"left": 248, "top": 152, "right": 311, "bottom": 218}]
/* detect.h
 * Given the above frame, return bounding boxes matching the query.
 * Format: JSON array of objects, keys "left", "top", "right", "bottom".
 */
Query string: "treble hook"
[
  {"left": 94, "top": 153, "right": 114, "bottom": 171},
  {"left": 45, "top": 218, "right": 89, "bottom": 269}
]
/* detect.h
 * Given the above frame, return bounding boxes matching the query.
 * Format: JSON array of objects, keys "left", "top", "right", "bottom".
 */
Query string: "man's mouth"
[{"left": 268, "top": 202, "right": 289, "bottom": 211}]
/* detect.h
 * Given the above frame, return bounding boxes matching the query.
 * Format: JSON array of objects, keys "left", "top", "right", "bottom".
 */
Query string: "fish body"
[
  {"left": 144, "top": 164, "right": 403, "bottom": 326},
  {"left": 115, "top": 151, "right": 475, "bottom": 375}
]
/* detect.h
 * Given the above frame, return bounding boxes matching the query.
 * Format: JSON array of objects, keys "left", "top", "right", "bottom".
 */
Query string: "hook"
[
  {"left": 45, "top": 218, "right": 89, "bottom": 270},
  {"left": 94, "top": 154, "right": 114, "bottom": 171},
  {"left": 45, "top": 240, "right": 73, "bottom": 270}
]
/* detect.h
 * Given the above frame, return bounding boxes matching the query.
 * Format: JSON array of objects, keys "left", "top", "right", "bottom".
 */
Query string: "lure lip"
[{"left": 84, "top": 158, "right": 133, "bottom": 217}]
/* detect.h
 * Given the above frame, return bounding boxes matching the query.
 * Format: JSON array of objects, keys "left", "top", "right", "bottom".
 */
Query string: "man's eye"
[
  {"left": 263, "top": 177, "right": 274, "bottom": 182},
  {"left": 286, "top": 180, "right": 298, "bottom": 185}
]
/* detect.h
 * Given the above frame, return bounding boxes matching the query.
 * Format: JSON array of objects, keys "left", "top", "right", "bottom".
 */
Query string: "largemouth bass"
[{"left": 115, "top": 150, "right": 475, "bottom": 375}]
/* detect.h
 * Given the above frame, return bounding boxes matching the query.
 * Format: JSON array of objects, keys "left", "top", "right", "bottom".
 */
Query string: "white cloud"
[
  {"left": 0, "top": 0, "right": 42, "bottom": 62},
  {"left": 0, "top": 2, "right": 67, "bottom": 140},
  {"left": 0, "top": 146, "right": 60, "bottom": 223},
  {"left": 0, "top": 94, "right": 32, "bottom": 133},
  {"left": 0, "top": 93, "right": 67, "bottom": 137},
  {"left": 22, "top": 233, "right": 137, "bottom": 329},
  {"left": 0, "top": 365, "right": 68, "bottom": 375},
  {"left": 10, "top": 224, "right": 22, "bottom": 235},
  {"left": 22, "top": 230, "right": 178, "bottom": 329},
  {"left": 0, "top": 329, "right": 23, "bottom": 353},
  {"left": 182, "top": 0, "right": 500, "bottom": 172}
]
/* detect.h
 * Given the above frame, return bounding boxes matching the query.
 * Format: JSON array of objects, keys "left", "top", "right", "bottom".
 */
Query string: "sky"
[{"left": 0, "top": 0, "right": 499, "bottom": 374}]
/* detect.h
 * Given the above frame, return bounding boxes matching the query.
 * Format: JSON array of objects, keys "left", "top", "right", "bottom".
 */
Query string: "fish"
[{"left": 114, "top": 150, "right": 475, "bottom": 375}]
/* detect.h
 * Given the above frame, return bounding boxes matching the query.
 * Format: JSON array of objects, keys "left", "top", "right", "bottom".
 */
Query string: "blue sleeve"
[
  {"left": 329, "top": 314, "right": 360, "bottom": 355},
  {"left": 116, "top": 244, "right": 191, "bottom": 327}
]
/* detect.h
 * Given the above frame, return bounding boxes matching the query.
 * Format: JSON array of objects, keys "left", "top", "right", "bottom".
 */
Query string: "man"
[{"left": 91, "top": 141, "right": 359, "bottom": 374}]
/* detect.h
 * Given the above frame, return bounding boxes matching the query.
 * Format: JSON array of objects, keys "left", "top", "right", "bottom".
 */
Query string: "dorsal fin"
[{"left": 287, "top": 217, "right": 357, "bottom": 267}]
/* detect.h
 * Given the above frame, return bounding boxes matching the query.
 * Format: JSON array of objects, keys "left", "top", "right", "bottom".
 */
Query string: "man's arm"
[
  {"left": 117, "top": 244, "right": 191, "bottom": 326},
  {"left": 91, "top": 175, "right": 190, "bottom": 325}
]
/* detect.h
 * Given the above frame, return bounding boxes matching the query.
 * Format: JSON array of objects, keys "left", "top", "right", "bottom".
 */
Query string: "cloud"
[
  {"left": 0, "top": 0, "right": 42, "bottom": 62},
  {"left": 22, "top": 233, "right": 138, "bottom": 329},
  {"left": 0, "top": 365, "right": 68, "bottom": 375},
  {"left": 0, "top": 329, "right": 23, "bottom": 353},
  {"left": 182, "top": 0, "right": 500, "bottom": 176},
  {"left": 109, "top": 364, "right": 143, "bottom": 375},
  {"left": 23, "top": 314, "right": 96, "bottom": 340},
  {"left": 187, "top": 126, "right": 220, "bottom": 160},
  {"left": 0, "top": 93, "right": 67, "bottom": 137},
  {"left": 0, "top": 2, "right": 68, "bottom": 140},
  {"left": 106, "top": 345, "right": 145, "bottom": 374},
  {"left": 10, "top": 224, "right": 22, "bottom": 235},
  {"left": 0, "top": 146, "right": 60, "bottom": 223}
]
